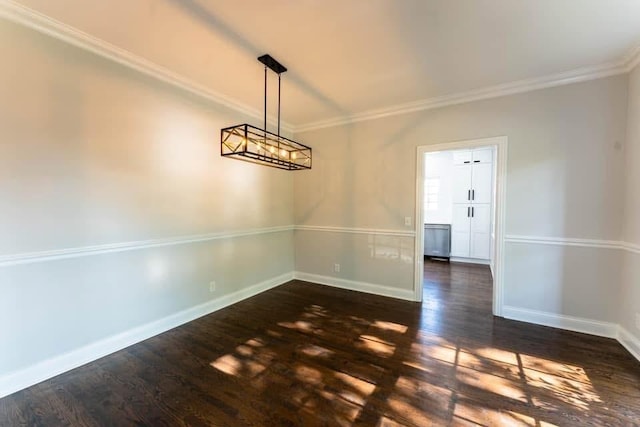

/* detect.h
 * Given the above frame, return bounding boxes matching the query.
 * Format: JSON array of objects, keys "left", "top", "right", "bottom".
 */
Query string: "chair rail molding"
[
  {"left": 0, "top": 226, "right": 295, "bottom": 267},
  {"left": 294, "top": 225, "right": 415, "bottom": 238},
  {"left": 504, "top": 235, "right": 623, "bottom": 250}
]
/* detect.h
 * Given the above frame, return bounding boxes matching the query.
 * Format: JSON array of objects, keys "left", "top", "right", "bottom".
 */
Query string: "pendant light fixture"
[{"left": 221, "top": 54, "right": 312, "bottom": 170}]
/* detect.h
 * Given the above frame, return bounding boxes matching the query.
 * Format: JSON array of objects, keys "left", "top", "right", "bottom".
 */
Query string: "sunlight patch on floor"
[
  {"left": 469, "top": 346, "right": 519, "bottom": 365},
  {"left": 356, "top": 334, "right": 397, "bottom": 357},
  {"left": 373, "top": 320, "right": 409, "bottom": 334},
  {"left": 413, "top": 341, "right": 458, "bottom": 364},
  {"left": 278, "top": 320, "right": 316, "bottom": 333},
  {"left": 452, "top": 397, "right": 559, "bottom": 427},
  {"left": 295, "top": 365, "right": 323, "bottom": 385},
  {"left": 207, "top": 301, "right": 604, "bottom": 426},
  {"left": 456, "top": 365, "right": 529, "bottom": 403},
  {"left": 465, "top": 346, "right": 602, "bottom": 410},
  {"left": 298, "top": 343, "right": 335, "bottom": 359},
  {"left": 210, "top": 354, "right": 241, "bottom": 376}
]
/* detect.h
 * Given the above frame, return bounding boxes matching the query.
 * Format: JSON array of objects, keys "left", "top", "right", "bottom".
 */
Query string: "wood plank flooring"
[{"left": 2, "top": 260, "right": 640, "bottom": 426}]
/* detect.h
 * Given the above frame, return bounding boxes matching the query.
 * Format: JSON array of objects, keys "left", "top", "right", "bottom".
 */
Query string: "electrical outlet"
[
  {"left": 404, "top": 216, "right": 412, "bottom": 226},
  {"left": 209, "top": 281, "right": 216, "bottom": 293},
  {"left": 334, "top": 263, "right": 341, "bottom": 273},
  {"left": 636, "top": 313, "right": 640, "bottom": 330}
]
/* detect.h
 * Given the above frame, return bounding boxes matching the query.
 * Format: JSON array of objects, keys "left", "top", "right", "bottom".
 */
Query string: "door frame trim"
[{"left": 413, "top": 136, "right": 508, "bottom": 316}]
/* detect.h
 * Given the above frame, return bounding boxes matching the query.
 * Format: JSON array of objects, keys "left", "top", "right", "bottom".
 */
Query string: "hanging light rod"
[{"left": 221, "top": 54, "right": 312, "bottom": 171}]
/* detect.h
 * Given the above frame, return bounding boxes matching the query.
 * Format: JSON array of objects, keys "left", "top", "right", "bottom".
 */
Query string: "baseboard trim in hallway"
[{"left": 0, "top": 272, "right": 294, "bottom": 399}]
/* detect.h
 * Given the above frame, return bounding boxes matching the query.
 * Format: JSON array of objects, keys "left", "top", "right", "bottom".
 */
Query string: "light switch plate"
[{"left": 404, "top": 216, "right": 412, "bottom": 226}]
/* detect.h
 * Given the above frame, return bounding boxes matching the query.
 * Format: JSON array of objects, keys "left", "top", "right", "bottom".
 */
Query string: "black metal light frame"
[{"left": 221, "top": 54, "right": 312, "bottom": 170}]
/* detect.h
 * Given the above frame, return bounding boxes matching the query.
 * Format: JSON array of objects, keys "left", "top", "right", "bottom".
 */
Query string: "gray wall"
[
  {"left": 0, "top": 20, "right": 294, "bottom": 378},
  {"left": 294, "top": 75, "right": 628, "bottom": 322},
  {"left": 620, "top": 64, "right": 640, "bottom": 338}
]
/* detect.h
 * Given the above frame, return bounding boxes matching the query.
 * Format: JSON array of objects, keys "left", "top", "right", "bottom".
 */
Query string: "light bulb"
[
  {"left": 280, "top": 149, "right": 288, "bottom": 158},
  {"left": 240, "top": 138, "right": 246, "bottom": 146},
  {"left": 291, "top": 152, "right": 297, "bottom": 160},
  {"left": 269, "top": 146, "right": 276, "bottom": 154},
  {"left": 255, "top": 142, "right": 262, "bottom": 151}
]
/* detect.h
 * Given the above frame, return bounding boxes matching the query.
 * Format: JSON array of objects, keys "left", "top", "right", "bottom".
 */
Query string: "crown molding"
[
  {"left": 0, "top": 0, "right": 294, "bottom": 133},
  {"left": 293, "top": 57, "right": 636, "bottom": 133},
  {"left": 2, "top": 0, "right": 638, "bottom": 136}
]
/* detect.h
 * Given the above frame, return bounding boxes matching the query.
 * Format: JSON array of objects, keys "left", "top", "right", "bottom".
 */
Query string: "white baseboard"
[
  {"left": 293, "top": 271, "right": 415, "bottom": 301},
  {"left": 0, "top": 272, "right": 294, "bottom": 399},
  {"left": 502, "top": 306, "right": 618, "bottom": 338},
  {"left": 618, "top": 326, "right": 640, "bottom": 363}
]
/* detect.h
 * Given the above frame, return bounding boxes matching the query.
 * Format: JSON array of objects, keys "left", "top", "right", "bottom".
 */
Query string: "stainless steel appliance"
[{"left": 424, "top": 224, "right": 451, "bottom": 260}]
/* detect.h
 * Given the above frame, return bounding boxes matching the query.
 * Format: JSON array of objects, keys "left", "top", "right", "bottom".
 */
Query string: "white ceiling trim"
[
  {"left": 2, "top": 0, "right": 639, "bottom": 135},
  {"left": 294, "top": 49, "right": 640, "bottom": 133},
  {"left": 0, "top": 0, "right": 294, "bottom": 132}
]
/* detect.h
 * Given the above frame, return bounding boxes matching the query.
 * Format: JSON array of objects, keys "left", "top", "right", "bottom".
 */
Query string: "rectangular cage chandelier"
[{"left": 221, "top": 54, "right": 312, "bottom": 170}]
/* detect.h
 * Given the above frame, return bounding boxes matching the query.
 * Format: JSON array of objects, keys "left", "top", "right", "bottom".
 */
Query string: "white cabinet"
[
  {"left": 453, "top": 150, "right": 472, "bottom": 165},
  {"left": 453, "top": 148, "right": 492, "bottom": 165},
  {"left": 452, "top": 164, "right": 472, "bottom": 203},
  {"left": 451, "top": 205, "right": 471, "bottom": 257},
  {"left": 471, "top": 162, "right": 492, "bottom": 204},
  {"left": 470, "top": 204, "right": 491, "bottom": 259},
  {"left": 450, "top": 148, "right": 494, "bottom": 260},
  {"left": 472, "top": 148, "right": 493, "bottom": 163}
]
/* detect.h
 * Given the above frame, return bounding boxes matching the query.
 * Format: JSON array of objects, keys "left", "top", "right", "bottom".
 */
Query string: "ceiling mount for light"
[{"left": 221, "top": 54, "right": 312, "bottom": 170}]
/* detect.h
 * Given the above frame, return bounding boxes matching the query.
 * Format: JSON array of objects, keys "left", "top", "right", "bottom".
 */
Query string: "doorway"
[{"left": 413, "top": 137, "right": 507, "bottom": 316}]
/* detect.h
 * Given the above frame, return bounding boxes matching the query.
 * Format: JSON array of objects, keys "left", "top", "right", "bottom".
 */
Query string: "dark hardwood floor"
[{"left": 2, "top": 260, "right": 640, "bottom": 426}]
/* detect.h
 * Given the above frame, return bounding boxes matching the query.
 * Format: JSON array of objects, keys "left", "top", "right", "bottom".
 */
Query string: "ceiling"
[{"left": 10, "top": 0, "right": 640, "bottom": 129}]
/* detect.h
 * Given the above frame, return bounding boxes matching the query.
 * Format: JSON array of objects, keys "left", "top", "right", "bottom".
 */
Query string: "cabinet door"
[
  {"left": 451, "top": 205, "right": 471, "bottom": 257},
  {"left": 452, "top": 164, "right": 472, "bottom": 203},
  {"left": 452, "top": 150, "right": 472, "bottom": 165},
  {"left": 470, "top": 204, "right": 492, "bottom": 260},
  {"left": 471, "top": 162, "right": 492, "bottom": 204},
  {"left": 472, "top": 148, "right": 493, "bottom": 163}
]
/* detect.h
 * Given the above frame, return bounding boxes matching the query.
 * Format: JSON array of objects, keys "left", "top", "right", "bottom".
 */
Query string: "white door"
[
  {"left": 470, "top": 204, "right": 492, "bottom": 259},
  {"left": 451, "top": 204, "right": 471, "bottom": 257},
  {"left": 452, "top": 164, "right": 472, "bottom": 203},
  {"left": 471, "top": 162, "right": 492, "bottom": 204}
]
